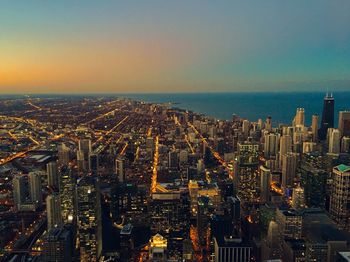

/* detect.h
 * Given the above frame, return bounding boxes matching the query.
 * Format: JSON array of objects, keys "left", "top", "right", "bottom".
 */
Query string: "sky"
[{"left": 0, "top": 1, "right": 350, "bottom": 94}]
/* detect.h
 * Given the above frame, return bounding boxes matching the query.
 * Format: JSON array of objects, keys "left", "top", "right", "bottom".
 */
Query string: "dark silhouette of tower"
[{"left": 318, "top": 92, "right": 334, "bottom": 140}]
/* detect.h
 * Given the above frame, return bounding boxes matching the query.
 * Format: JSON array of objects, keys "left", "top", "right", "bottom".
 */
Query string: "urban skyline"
[
  {"left": 1, "top": 1, "right": 350, "bottom": 262},
  {"left": 0, "top": 93, "right": 350, "bottom": 261}
]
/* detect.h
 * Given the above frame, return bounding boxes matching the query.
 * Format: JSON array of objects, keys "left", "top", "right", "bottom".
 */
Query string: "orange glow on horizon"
[{"left": 0, "top": 36, "right": 200, "bottom": 93}]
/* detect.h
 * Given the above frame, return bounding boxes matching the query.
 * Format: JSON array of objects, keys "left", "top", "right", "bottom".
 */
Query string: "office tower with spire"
[
  {"left": 28, "top": 171, "right": 43, "bottom": 207},
  {"left": 77, "top": 176, "right": 102, "bottom": 261},
  {"left": 47, "top": 193, "right": 63, "bottom": 230},
  {"left": 319, "top": 92, "right": 334, "bottom": 140},
  {"left": 330, "top": 164, "right": 350, "bottom": 230},
  {"left": 47, "top": 161, "right": 59, "bottom": 191}
]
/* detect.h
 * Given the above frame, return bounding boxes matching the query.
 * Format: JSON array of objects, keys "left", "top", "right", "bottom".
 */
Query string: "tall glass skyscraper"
[
  {"left": 59, "top": 167, "right": 76, "bottom": 224},
  {"left": 76, "top": 176, "right": 102, "bottom": 261},
  {"left": 318, "top": 93, "right": 335, "bottom": 140}
]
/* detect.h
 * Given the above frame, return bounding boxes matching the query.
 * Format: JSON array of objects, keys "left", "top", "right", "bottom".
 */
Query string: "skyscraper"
[
  {"left": 179, "top": 149, "right": 188, "bottom": 165},
  {"left": 59, "top": 167, "right": 76, "bottom": 223},
  {"left": 338, "top": 111, "right": 350, "bottom": 137},
  {"left": 58, "top": 143, "right": 70, "bottom": 166},
  {"left": 77, "top": 150, "right": 85, "bottom": 173},
  {"left": 150, "top": 191, "right": 190, "bottom": 257},
  {"left": 260, "top": 165, "right": 271, "bottom": 203},
  {"left": 47, "top": 193, "right": 63, "bottom": 230},
  {"left": 78, "top": 139, "right": 92, "bottom": 160},
  {"left": 197, "top": 196, "right": 211, "bottom": 246},
  {"left": 291, "top": 186, "right": 305, "bottom": 210},
  {"left": 115, "top": 156, "right": 125, "bottom": 182},
  {"left": 149, "top": 234, "right": 168, "bottom": 261},
  {"left": 311, "top": 114, "right": 318, "bottom": 142},
  {"left": 242, "top": 119, "right": 250, "bottom": 138},
  {"left": 168, "top": 151, "right": 179, "bottom": 170},
  {"left": 279, "top": 135, "right": 292, "bottom": 165},
  {"left": 330, "top": 164, "right": 350, "bottom": 230},
  {"left": 276, "top": 209, "right": 303, "bottom": 240},
  {"left": 341, "top": 136, "right": 350, "bottom": 153},
  {"left": 42, "top": 227, "right": 74, "bottom": 262},
  {"left": 88, "top": 153, "right": 99, "bottom": 174},
  {"left": 47, "top": 161, "right": 59, "bottom": 191},
  {"left": 28, "top": 171, "right": 43, "bottom": 207},
  {"left": 281, "top": 153, "right": 298, "bottom": 190},
  {"left": 236, "top": 141, "right": 260, "bottom": 203},
  {"left": 77, "top": 176, "right": 102, "bottom": 261},
  {"left": 12, "top": 174, "right": 26, "bottom": 211},
  {"left": 265, "top": 116, "right": 272, "bottom": 132},
  {"left": 328, "top": 129, "right": 341, "bottom": 154},
  {"left": 294, "top": 108, "right": 305, "bottom": 126},
  {"left": 264, "top": 132, "right": 280, "bottom": 158},
  {"left": 266, "top": 221, "right": 280, "bottom": 259},
  {"left": 213, "top": 234, "right": 252, "bottom": 262},
  {"left": 319, "top": 93, "right": 334, "bottom": 140}
]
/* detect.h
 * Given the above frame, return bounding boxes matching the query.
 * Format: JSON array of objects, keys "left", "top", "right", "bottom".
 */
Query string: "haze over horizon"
[{"left": 1, "top": 1, "right": 350, "bottom": 94}]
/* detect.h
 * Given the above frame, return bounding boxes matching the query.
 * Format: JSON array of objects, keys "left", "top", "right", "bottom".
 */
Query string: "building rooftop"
[
  {"left": 305, "top": 224, "right": 350, "bottom": 244},
  {"left": 338, "top": 252, "right": 350, "bottom": 261},
  {"left": 214, "top": 235, "right": 251, "bottom": 248},
  {"left": 284, "top": 239, "right": 306, "bottom": 250},
  {"left": 335, "top": 164, "right": 350, "bottom": 172},
  {"left": 120, "top": 223, "right": 133, "bottom": 235},
  {"left": 279, "top": 209, "right": 301, "bottom": 217}
]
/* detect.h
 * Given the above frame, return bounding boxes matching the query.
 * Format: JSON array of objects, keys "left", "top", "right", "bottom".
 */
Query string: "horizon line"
[{"left": 1, "top": 90, "right": 350, "bottom": 96}]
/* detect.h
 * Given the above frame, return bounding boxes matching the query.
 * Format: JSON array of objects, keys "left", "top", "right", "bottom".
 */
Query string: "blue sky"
[{"left": 0, "top": 1, "right": 349, "bottom": 93}]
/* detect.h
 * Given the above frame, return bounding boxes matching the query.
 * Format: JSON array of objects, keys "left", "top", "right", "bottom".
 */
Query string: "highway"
[
  {"left": 0, "top": 144, "right": 41, "bottom": 165},
  {"left": 151, "top": 136, "right": 159, "bottom": 194},
  {"left": 119, "top": 142, "right": 128, "bottom": 156},
  {"left": 3, "top": 214, "right": 46, "bottom": 261},
  {"left": 84, "top": 107, "right": 120, "bottom": 125},
  {"left": 93, "top": 116, "right": 129, "bottom": 146},
  {"left": 27, "top": 101, "right": 42, "bottom": 111}
]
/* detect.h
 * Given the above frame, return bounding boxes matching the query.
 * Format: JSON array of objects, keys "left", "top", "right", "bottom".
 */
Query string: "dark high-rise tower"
[
  {"left": 318, "top": 92, "right": 334, "bottom": 140},
  {"left": 77, "top": 176, "right": 102, "bottom": 261}
]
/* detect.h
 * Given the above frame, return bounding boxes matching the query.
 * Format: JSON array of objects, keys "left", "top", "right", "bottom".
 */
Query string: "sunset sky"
[{"left": 1, "top": 1, "right": 350, "bottom": 94}]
